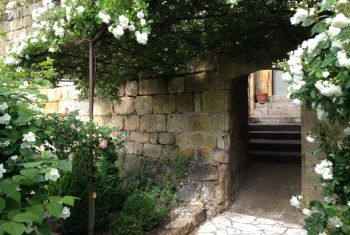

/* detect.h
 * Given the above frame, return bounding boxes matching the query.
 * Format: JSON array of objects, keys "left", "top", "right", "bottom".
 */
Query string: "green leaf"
[
  {"left": 46, "top": 202, "right": 63, "bottom": 219},
  {"left": 38, "top": 222, "right": 51, "bottom": 235},
  {"left": 14, "top": 112, "right": 32, "bottom": 125},
  {"left": 0, "top": 180, "right": 16, "bottom": 195},
  {"left": 62, "top": 196, "right": 77, "bottom": 206},
  {"left": 23, "top": 161, "right": 43, "bottom": 168},
  {"left": 1, "top": 222, "right": 25, "bottom": 235},
  {"left": 12, "top": 212, "right": 42, "bottom": 223},
  {"left": 58, "top": 160, "right": 72, "bottom": 172},
  {"left": 0, "top": 198, "right": 5, "bottom": 212},
  {"left": 7, "top": 191, "right": 21, "bottom": 203},
  {"left": 20, "top": 169, "right": 39, "bottom": 179}
]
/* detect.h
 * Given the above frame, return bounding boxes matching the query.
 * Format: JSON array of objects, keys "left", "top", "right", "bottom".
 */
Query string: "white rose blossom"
[
  {"left": 0, "top": 102, "right": 9, "bottom": 111},
  {"left": 23, "top": 132, "right": 36, "bottom": 142},
  {"left": 290, "top": 8, "right": 308, "bottom": 25},
  {"left": 0, "top": 164, "right": 7, "bottom": 178},
  {"left": 329, "top": 216, "right": 342, "bottom": 228},
  {"left": 135, "top": 31, "right": 148, "bottom": 45},
  {"left": 45, "top": 168, "right": 60, "bottom": 181},
  {"left": 60, "top": 207, "right": 71, "bottom": 219},
  {"left": 315, "top": 160, "right": 333, "bottom": 180},
  {"left": 0, "top": 113, "right": 11, "bottom": 125},
  {"left": 290, "top": 195, "right": 302, "bottom": 208}
]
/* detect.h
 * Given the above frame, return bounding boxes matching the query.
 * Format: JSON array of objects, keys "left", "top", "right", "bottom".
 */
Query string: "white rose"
[
  {"left": 0, "top": 164, "right": 7, "bottom": 178},
  {"left": 290, "top": 196, "right": 301, "bottom": 208},
  {"left": 23, "top": 132, "right": 36, "bottom": 142},
  {"left": 60, "top": 207, "right": 71, "bottom": 219},
  {"left": 45, "top": 168, "right": 60, "bottom": 181}
]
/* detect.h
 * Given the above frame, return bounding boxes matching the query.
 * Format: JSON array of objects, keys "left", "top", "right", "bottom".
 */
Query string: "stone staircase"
[
  {"left": 249, "top": 123, "right": 301, "bottom": 163},
  {"left": 249, "top": 96, "right": 301, "bottom": 123}
]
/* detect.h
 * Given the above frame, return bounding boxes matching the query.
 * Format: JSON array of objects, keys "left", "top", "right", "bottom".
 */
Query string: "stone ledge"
[{"left": 164, "top": 206, "right": 206, "bottom": 235}]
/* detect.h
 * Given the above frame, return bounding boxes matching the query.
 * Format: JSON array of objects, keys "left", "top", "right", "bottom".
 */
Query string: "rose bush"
[
  {"left": 0, "top": 60, "right": 75, "bottom": 235},
  {"left": 279, "top": 0, "right": 350, "bottom": 234}
]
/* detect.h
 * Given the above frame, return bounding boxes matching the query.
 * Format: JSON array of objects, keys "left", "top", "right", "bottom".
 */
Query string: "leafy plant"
[
  {"left": 0, "top": 61, "right": 75, "bottom": 235},
  {"left": 280, "top": 1, "right": 350, "bottom": 233},
  {"left": 45, "top": 113, "right": 126, "bottom": 234}
]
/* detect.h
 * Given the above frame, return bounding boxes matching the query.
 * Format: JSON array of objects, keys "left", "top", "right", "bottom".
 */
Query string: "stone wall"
[
  {"left": 0, "top": 2, "right": 40, "bottom": 55},
  {"left": 42, "top": 73, "right": 236, "bottom": 217}
]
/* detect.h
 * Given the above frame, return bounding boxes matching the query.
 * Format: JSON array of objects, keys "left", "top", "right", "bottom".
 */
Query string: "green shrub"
[
  {"left": 47, "top": 113, "right": 126, "bottom": 234},
  {"left": 109, "top": 214, "right": 144, "bottom": 235}
]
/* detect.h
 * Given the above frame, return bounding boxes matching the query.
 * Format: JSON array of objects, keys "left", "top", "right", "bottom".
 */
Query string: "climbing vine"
[
  {"left": 1, "top": 0, "right": 305, "bottom": 99},
  {"left": 280, "top": 0, "right": 350, "bottom": 234}
]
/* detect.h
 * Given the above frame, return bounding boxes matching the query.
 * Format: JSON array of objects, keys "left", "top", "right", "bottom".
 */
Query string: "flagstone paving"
[{"left": 196, "top": 212, "right": 307, "bottom": 235}]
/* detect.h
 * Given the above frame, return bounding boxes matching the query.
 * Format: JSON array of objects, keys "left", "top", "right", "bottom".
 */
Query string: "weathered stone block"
[
  {"left": 113, "top": 97, "right": 135, "bottom": 114},
  {"left": 94, "top": 101, "right": 113, "bottom": 115},
  {"left": 125, "top": 142, "right": 143, "bottom": 155},
  {"left": 209, "top": 113, "right": 225, "bottom": 131},
  {"left": 124, "top": 115, "right": 139, "bottom": 131},
  {"left": 94, "top": 116, "right": 105, "bottom": 125},
  {"left": 47, "top": 88, "right": 62, "bottom": 102},
  {"left": 212, "top": 150, "right": 230, "bottom": 164},
  {"left": 188, "top": 159, "right": 218, "bottom": 181},
  {"left": 23, "top": 15, "right": 32, "bottom": 27},
  {"left": 61, "top": 86, "right": 80, "bottom": 100},
  {"left": 140, "top": 114, "right": 167, "bottom": 132},
  {"left": 159, "top": 133, "right": 174, "bottom": 145},
  {"left": 125, "top": 80, "right": 138, "bottom": 96},
  {"left": 176, "top": 94, "right": 194, "bottom": 113},
  {"left": 149, "top": 133, "right": 158, "bottom": 144},
  {"left": 130, "top": 131, "right": 149, "bottom": 143},
  {"left": 139, "top": 78, "right": 167, "bottom": 95},
  {"left": 105, "top": 116, "right": 124, "bottom": 129},
  {"left": 143, "top": 144, "right": 162, "bottom": 159},
  {"left": 168, "top": 77, "right": 184, "bottom": 94},
  {"left": 175, "top": 134, "right": 191, "bottom": 148},
  {"left": 217, "top": 133, "right": 230, "bottom": 150},
  {"left": 153, "top": 95, "right": 176, "bottom": 114},
  {"left": 44, "top": 102, "right": 58, "bottom": 114},
  {"left": 167, "top": 114, "right": 186, "bottom": 133},
  {"left": 58, "top": 100, "right": 89, "bottom": 115},
  {"left": 202, "top": 90, "right": 229, "bottom": 112},
  {"left": 188, "top": 114, "right": 210, "bottom": 131},
  {"left": 135, "top": 96, "right": 152, "bottom": 115},
  {"left": 194, "top": 93, "right": 202, "bottom": 112},
  {"left": 190, "top": 133, "right": 217, "bottom": 149},
  {"left": 118, "top": 83, "right": 125, "bottom": 97}
]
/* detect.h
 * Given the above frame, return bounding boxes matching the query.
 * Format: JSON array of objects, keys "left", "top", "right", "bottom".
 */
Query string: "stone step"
[
  {"left": 254, "top": 102, "right": 299, "bottom": 109},
  {"left": 249, "top": 123, "right": 301, "bottom": 132},
  {"left": 253, "top": 109, "right": 300, "bottom": 117},
  {"left": 249, "top": 141, "right": 301, "bottom": 152},
  {"left": 249, "top": 116, "right": 301, "bottom": 124},
  {"left": 249, "top": 139, "right": 301, "bottom": 145},
  {"left": 249, "top": 131, "right": 301, "bottom": 140},
  {"left": 249, "top": 150, "right": 301, "bottom": 163}
]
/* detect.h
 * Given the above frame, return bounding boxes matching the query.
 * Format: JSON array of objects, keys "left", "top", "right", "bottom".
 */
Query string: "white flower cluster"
[
  {"left": 315, "top": 159, "right": 333, "bottom": 180},
  {"left": 329, "top": 216, "right": 343, "bottom": 228},
  {"left": 60, "top": 207, "right": 71, "bottom": 219},
  {"left": 315, "top": 80, "right": 342, "bottom": 97},
  {"left": 337, "top": 51, "right": 350, "bottom": 68},
  {"left": 0, "top": 113, "right": 11, "bottom": 125},
  {"left": 45, "top": 168, "right": 60, "bottom": 181},
  {"left": 290, "top": 8, "right": 309, "bottom": 25},
  {"left": 290, "top": 195, "right": 303, "bottom": 208},
  {"left": 106, "top": 10, "right": 149, "bottom": 45},
  {"left": 0, "top": 164, "right": 6, "bottom": 178}
]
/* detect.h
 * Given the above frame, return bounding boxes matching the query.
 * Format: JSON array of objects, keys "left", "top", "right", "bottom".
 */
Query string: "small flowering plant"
[
  {"left": 280, "top": 0, "right": 350, "bottom": 234},
  {"left": 0, "top": 61, "right": 76, "bottom": 235}
]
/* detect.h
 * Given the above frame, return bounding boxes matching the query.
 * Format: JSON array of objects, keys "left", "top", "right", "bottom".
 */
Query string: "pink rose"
[{"left": 99, "top": 140, "right": 108, "bottom": 149}]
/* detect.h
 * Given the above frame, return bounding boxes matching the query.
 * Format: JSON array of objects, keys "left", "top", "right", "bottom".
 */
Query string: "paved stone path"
[{"left": 196, "top": 212, "right": 307, "bottom": 235}]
